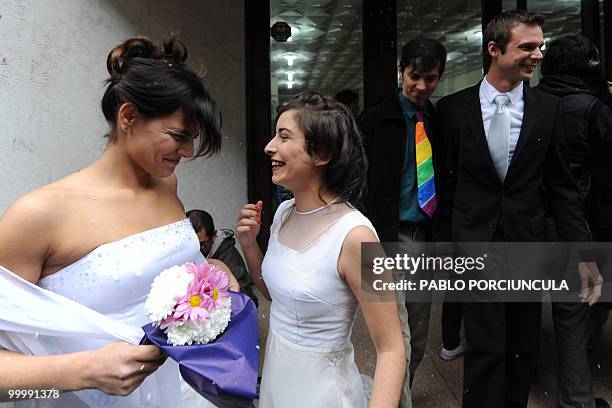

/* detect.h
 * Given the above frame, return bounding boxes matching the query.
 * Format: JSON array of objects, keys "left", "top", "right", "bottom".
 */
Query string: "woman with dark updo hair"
[
  {"left": 0, "top": 36, "right": 236, "bottom": 407},
  {"left": 236, "top": 92, "right": 405, "bottom": 407}
]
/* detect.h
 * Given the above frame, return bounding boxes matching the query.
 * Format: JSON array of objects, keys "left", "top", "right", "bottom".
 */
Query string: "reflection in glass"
[
  {"left": 528, "top": 0, "right": 581, "bottom": 39},
  {"left": 529, "top": 0, "right": 581, "bottom": 85},
  {"left": 503, "top": 0, "right": 517, "bottom": 11},
  {"left": 397, "top": 0, "right": 483, "bottom": 100},
  {"left": 269, "top": 0, "right": 363, "bottom": 112}
]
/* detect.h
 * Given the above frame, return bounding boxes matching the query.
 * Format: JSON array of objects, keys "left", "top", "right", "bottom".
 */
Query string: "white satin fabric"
[
  {"left": 259, "top": 199, "right": 376, "bottom": 407},
  {"left": 0, "top": 219, "right": 212, "bottom": 408}
]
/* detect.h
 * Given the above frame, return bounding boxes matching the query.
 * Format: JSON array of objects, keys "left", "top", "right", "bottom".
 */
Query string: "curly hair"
[{"left": 276, "top": 91, "right": 367, "bottom": 209}]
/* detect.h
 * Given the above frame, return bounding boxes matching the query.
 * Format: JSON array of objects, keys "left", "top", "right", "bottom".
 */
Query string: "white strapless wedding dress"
[
  {"left": 0, "top": 219, "right": 214, "bottom": 408},
  {"left": 258, "top": 199, "right": 375, "bottom": 408}
]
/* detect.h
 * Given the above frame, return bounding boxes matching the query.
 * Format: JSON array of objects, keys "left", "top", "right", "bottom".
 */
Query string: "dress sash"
[{"left": 0, "top": 266, "right": 182, "bottom": 408}]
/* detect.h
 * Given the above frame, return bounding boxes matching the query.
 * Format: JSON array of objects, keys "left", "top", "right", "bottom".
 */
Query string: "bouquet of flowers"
[
  {"left": 141, "top": 262, "right": 259, "bottom": 408},
  {"left": 145, "top": 262, "right": 233, "bottom": 345}
]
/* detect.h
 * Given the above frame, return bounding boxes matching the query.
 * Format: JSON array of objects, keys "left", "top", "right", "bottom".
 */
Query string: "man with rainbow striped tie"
[{"left": 358, "top": 37, "right": 447, "bottom": 408}]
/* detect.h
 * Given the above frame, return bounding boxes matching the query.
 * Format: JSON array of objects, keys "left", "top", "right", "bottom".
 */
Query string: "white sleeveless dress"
[
  {"left": 259, "top": 199, "right": 375, "bottom": 408},
  {"left": 0, "top": 219, "right": 213, "bottom": 408}
]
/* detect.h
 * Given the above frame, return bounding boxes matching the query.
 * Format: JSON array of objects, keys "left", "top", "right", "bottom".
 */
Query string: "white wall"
[{"left": 0, "top": 0, "right": 246, "bottom": 231}]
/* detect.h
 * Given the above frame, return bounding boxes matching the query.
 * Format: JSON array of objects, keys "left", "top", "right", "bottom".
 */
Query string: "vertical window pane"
[
  {"left": 599, "top": 0, "right": 606, "bottom": 71},
  {"left": 397, "top": 0, "right": 483, "bottom": 100},
  {"left": 503, "top": 0, "right": 517, "bottom": 11},
  {"left": 528, "top": 0, "right": 581, "bottom": 84},
  {"left": 529, "top": 0, "right": 581, "bottom": 43},
  {"left": 270, "top": 0, "right": 363, "bottom": 112}
]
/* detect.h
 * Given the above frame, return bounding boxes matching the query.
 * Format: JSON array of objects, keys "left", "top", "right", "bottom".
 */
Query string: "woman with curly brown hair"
[{"left": 236, "top": 92, "right": 406, "bottom": 407}]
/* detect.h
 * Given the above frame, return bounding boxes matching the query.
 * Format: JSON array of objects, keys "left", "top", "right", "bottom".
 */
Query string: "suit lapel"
[
  {"left": 509, "top": 86, "right": 538, "bottom": 168},
  {"left": 464, "top": 85, "right": 499, "bottom": 177}
]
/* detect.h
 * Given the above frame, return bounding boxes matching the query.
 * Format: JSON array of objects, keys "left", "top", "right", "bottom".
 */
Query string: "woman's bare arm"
[
  {"left": 0, "top": 191, "right": 55, "bottom": 283},
  {"left": 0, "top": 342, "right": 165, "bottom": 400},
  {"left": 339, "top": 226, "right": 406, "bottom": 408},
  {"left": 235, "top": 201, "right": 271, "bottom": 301},
  {"left": 0, "top": 191, "right": 165, "bottom": 397}
]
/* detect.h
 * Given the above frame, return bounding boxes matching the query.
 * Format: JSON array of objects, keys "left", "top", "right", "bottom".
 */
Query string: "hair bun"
[
  {"left": 106, "top": 37, "right": 160, "bottom": 78},
  {"left": 161, "top": 36, "right": 188, "bottom": 64}
]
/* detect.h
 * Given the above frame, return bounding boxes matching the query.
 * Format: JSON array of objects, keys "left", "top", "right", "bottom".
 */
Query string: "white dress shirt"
[{"left": 479, "top": 76, "right": 525, "bottom": 163}]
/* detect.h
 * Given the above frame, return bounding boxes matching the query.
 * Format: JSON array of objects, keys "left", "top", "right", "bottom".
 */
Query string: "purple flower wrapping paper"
[{"left": 142, "top": 291, "right": 259, "bottom": 408}]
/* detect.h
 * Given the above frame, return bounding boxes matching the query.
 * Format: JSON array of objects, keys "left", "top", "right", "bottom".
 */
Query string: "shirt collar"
[
  {"left": 481, "top": 75, "right": 524, "bottom": 105},
  {"left": 398, "top": 89, "right": 430, "bottom": 119}
]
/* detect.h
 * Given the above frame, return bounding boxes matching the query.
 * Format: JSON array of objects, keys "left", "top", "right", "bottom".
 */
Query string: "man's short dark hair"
[
  {"left": 186, "top": 209, "right": 215, "bottom": 237},
  {"left": 541, "top": 35, "right": 601, "bottom": 79},
  {"left": 399, "top": 37, "right": 447, "bottom": 77},
  {"left": 484, "top": 10, "right": 545, "bottom": 67}
]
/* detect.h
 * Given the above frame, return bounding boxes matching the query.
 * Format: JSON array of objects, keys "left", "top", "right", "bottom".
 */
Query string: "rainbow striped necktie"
[{"left": 415, "top": 111, "right": 437, "bottom": 217}]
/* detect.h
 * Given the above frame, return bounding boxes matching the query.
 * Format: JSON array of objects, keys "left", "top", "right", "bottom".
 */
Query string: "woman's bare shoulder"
[
  {"left": 2, "top": 183, "right": 70, "bottom": 225},
  {"left": 344, "top": 225, "right": 378, "bottom": 246},
  {"left": 0, "top": 171, "right": 97, "bottom": 247},
  {"left": 0, "top": 183, "right": 75, "bottom": 281}
]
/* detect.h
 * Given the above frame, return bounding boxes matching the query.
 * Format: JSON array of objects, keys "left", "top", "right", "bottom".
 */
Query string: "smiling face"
[
  {"left": 264, "top": 110, "right": 322, "bottom": 192},
  {"left": 489, "top": 23, "right": 544, "bottom": 85},
  {"left": 399, "top": 64, "right": 441, "bottom": 108},
  {"left": 123, "top": 107, "right": 197, "bottom": 178}
]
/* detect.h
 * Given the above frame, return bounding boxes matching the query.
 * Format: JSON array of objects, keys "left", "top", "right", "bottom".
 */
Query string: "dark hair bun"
[
  {"left": 106, "top": 37, "right": 157, "bottom": 78},
  {"left": 106, "top": 36, "right": 188, "bottom": 79},
  {"left": 161, "top": 37, "right": 188, "bottom": 64}
]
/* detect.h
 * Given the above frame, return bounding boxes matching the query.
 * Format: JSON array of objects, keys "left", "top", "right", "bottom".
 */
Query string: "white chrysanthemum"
[
  {"left": 145, "top": 265, "right": 192, "bottom": 324},
  {"left": 166, "top": 297, "right": 232, "bottom": 346}
]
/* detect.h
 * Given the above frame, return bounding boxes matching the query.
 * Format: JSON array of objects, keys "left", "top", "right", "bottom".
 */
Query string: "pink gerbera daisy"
[
  {"left": 171, "top": 263, "right": 212, "bottom": 323},
  {"left": 200, "top": 266, "right": 230, "bottom": 309},
  {"left": 162, "top": 262, "right": 230, "bottom": 328}
]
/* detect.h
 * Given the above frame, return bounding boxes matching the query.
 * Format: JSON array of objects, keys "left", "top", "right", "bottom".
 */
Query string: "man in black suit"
[
  {"left": 538, "top": 35, "right": 612, "bottom": 408},
  {"left": 359, "top": 38, "right": 447, "bottom": 408},
  {"left": 437, "top": 11, "right": 593, "bottom": 407}
]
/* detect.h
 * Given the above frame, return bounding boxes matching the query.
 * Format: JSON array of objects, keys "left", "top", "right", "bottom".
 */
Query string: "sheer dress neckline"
[
  {"left": 273, "top": 209, "right": 357, "bottom": 254},
  {"left": 294, "top": 197, "right": 340, "bottom": 215}
]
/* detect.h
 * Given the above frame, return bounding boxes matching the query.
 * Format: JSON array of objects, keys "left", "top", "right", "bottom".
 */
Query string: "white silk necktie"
[{"left": 487, "top": 94, "right": 511, "bottom": 181}]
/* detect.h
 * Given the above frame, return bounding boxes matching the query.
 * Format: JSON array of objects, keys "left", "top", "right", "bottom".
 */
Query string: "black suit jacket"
[
  {"left": 436, "top": 83, "right": 590, "bottom": 242},
  {"left": 358, "top": 92, "right": 440, "bottom": 242}
]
